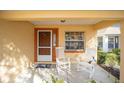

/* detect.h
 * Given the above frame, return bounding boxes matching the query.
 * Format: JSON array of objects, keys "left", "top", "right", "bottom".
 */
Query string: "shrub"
[
  {"left": 97, "top": 49, "right": 120, "bottom": 66},
  {"left": 51, "top": 75, "right": 64, "bottom": 83},
  {"left": 112, "top": 48, "right": 120, "bottom": 65},
  {"left": 97, "top": 48, "right": 103, "bottom": 51},
  {"left": 112, "top": 48, "right": 120, "bottom": 55},
  {"left": 89, "top": 80, "right": 96, "bottom": 83},
  {"left": 97, "top": 51, "right": 107, "bottom": 64},
  {"left": 105, "top": 53, "right": 118, "bottom": 68}
]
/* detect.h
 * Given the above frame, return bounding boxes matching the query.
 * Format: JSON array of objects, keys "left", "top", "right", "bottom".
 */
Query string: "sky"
[{"left": 0, "top": 0, "right": 124, "bottom": 10}]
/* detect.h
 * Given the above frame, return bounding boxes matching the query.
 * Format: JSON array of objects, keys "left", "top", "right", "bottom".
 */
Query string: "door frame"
[
  {"left": 37, "top": 30, "right": 52, "bottom": 62},
  {"left": 34, "top": 28, "right": 59, "bottom": 63}
]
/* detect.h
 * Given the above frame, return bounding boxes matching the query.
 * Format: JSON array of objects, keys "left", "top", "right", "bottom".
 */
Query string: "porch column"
[
  {"left": 120, "top": 20, "right": 124, "bottom": 82},
  {"left": 103, "top": 35, "right": 108, "bottom": 52}
]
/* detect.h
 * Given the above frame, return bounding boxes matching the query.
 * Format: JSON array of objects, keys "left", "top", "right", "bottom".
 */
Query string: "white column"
[
  {"left": 103, "top": 35, "right": 108, "bottom": 52},
  {"left": 120, "top": 20, "right": 124, "bottom": 82}
]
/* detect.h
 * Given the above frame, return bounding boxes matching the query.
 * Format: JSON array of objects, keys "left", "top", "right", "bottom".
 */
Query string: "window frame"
[
  {"left": 108, "top": 36, "right": 120, "bottom": 51},
  {"left": 64, "top": 31, "right": 85, "bottom": 52},
  {"left": 97, "top": 36, "right": 103, "bottom": 50}
]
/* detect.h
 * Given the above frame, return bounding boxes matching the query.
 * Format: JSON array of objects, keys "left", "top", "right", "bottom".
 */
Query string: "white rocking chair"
[
  {"left": 56, "top": 47, "right": 71, "bottom": 76},
  {"left": 76, "top": 48, "right": 96, "bottom": 79}
]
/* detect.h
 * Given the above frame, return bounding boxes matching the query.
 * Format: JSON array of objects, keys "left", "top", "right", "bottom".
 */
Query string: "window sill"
[{"left": 64, "top": 50, "right": 84, "bottom": 53}]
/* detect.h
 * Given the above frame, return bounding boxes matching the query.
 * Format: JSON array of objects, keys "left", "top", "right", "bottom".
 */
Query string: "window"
[
  {"left": 108, "top": 36, "right": 119, "bottom": 51},
  {"left": 108, "top": 36, "right": 115, "bottom": 51},
  {"left": 97, "top": 37, "right": 103, "bottom": 50},
  {"left": 65, "top": 32, "right": 84, "bottom": 51}
]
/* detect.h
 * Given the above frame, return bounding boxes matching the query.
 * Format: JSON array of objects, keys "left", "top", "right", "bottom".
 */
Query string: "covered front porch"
[{"left": 0, "top": 11, "right": 124, "bottom": 83}]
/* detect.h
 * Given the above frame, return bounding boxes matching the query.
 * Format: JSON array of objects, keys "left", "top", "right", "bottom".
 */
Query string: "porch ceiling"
[{"left": 31, "top": 19, "right": 102, "bottom": 25}]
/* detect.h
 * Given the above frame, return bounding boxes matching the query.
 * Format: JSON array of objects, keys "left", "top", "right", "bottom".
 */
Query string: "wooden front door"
[
  {"left": 34, "top": 28, "right": 58, "bottom": 63},
  {"left": 37, "top": 30, "right": 52, "bottom": 61}
]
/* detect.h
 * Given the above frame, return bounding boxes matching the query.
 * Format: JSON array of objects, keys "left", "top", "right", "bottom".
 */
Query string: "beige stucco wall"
[
  {"left": 35, "top": 25, "right": 97, "bottom": 58},
  {"left": 0, "top": 20, "right": 34, "bottom": 82},
  {"left": 94, "top": 20, "right": 120, "bottom": 30}
]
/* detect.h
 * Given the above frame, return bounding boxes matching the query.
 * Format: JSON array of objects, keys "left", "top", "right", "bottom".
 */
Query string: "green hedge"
[
  {"left": 112, "top": 48, "right": 120, "bottom": 65},
  {"left": 97, "top": 51, "right": 107, "bottom": 64},
  {"left": 105, "top": 53, "right": 118, "bottom": 68},
  {"left": 97, "top": 49, "right": 120, "bottom": 66}
]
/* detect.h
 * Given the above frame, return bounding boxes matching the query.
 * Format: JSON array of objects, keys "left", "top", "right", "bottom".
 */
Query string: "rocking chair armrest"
[
  {"left": 56, "top": 57, "right": 70, "bottom": 63},
  {"left": 63, "top": 57, "right": 70, "bottom": 62}
]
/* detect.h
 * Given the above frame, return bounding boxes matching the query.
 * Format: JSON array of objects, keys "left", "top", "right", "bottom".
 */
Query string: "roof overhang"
[{"left": 0, "top": 10, "right": 124, "bottom": 21}]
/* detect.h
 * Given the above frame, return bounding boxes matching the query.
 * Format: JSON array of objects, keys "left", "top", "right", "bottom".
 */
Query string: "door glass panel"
[
  {"left": 39, "top": 48, "right": 51, "bottom": 55},
  {"left": 39, "top": 32, "right": 51, "bottom": 47}
]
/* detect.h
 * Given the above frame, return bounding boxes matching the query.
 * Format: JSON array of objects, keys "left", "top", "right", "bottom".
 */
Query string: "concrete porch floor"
[{"left": 31, "top": 63, "right": 118, "bottom": 83}]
